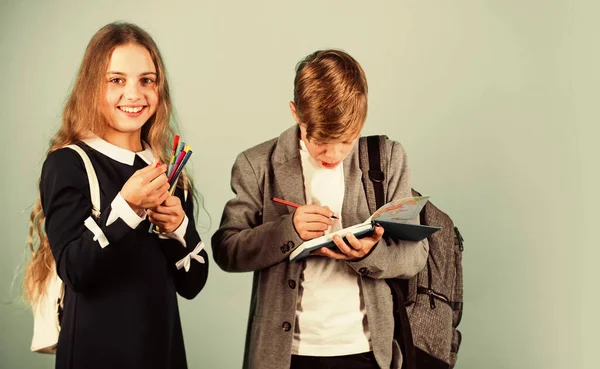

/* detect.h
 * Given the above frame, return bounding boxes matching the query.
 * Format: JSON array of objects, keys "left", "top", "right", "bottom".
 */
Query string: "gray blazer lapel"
[
  {"left": 341, "top": 144, "right": 371, "bottom": 228},
  {"left": 272, "top": 125, "right": 306, "bottom": 213}
]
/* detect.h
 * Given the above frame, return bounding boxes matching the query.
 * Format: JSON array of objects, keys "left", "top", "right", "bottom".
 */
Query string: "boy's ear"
[{"left": 289, "top": 101, "right": 300, "bottom": 124}]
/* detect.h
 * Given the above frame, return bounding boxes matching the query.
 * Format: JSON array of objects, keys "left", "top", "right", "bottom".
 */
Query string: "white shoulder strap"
[{"left": 65, "top": 145, "right": 101, "bottom": 218}]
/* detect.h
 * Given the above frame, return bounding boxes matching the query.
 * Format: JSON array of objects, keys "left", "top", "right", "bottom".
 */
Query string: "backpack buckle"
[{"left": 368, "top": 170, "right": 385, "bottom": 183}]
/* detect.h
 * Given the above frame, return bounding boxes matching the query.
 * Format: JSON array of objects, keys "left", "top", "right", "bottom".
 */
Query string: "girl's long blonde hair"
[{"left": 24, "top": 22, "right": 190, "bottom": 306}]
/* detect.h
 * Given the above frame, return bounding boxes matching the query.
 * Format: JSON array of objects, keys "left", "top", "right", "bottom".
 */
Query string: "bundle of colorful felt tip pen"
[{"left": 148, "top": 134, "right": 193, "bottom": 232}]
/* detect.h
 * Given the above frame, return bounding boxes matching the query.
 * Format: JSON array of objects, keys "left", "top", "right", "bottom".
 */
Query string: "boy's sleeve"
[
  {"left": 156, "top": 187, "right": 209, "bottom": 299},
  {"left": 211, "top": 152, "right": 303, "bottom": 272},
  {"left": 41, "top": 149, "right": 144, "bottom": 292},
  {"left": 347, "top": 140, "right": 429, "bottom": 279}
]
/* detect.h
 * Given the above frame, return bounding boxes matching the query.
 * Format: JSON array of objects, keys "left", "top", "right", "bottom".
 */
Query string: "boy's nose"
[{"left": 324, "top": 145, "right": 344, "bottom": 162}]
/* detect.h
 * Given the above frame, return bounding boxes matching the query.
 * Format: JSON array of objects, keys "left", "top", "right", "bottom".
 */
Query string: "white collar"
[
  {"left": 82, "top": 134, "right": 155, "bottom": 166},
  {"left": 299, "top": 139, "right": 308, "bottom": 152}
]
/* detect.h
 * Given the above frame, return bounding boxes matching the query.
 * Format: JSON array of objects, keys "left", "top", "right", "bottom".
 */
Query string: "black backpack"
[{"left": 358, "top": 136, "right": 464, "bottom": 369}]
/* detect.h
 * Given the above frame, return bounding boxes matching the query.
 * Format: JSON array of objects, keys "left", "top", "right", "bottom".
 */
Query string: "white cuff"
[
  {"left": 175, "top": 241, "right": 206, "bottom": 272},
  {"left": 157, "top": 215, "right": 189, "bottom": 248},
  {"left": 107, "top": 193, "right": 146, "bottom": 228}
]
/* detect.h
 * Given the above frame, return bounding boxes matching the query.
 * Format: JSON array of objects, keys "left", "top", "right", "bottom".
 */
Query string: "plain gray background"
[{"left": 1, "top": 1, "right": 597, "bottom": 368}]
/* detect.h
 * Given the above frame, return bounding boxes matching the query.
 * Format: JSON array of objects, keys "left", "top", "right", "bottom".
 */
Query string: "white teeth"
[{"left": 120, "top": 106, "right": 143, "bottom": 113}]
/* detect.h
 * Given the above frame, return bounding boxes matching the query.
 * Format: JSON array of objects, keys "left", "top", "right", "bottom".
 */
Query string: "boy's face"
[
  {"left": 290, "top": 102, "right": 359, "bottom": 169},
  {"left": 298, "top": 124, "right": 358, "bottom": 169}
]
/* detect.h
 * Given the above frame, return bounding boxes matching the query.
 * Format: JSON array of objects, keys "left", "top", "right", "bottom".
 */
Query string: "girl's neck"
[{"left": 102, "top": 130, "right": 143, "bottom": 152}]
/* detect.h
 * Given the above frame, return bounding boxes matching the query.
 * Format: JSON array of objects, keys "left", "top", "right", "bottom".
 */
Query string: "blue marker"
[{"left": 169, "top": 150, "right": 193, "bottom": 193}]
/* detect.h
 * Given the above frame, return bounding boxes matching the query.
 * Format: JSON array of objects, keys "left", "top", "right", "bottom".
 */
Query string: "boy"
[{"left": 212, "top": 49, "right": 428, "bottom": 369}]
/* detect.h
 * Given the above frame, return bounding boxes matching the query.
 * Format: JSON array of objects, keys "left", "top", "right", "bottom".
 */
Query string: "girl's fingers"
[
  {"left": 147, "top": 183, "right": 170, "bottom": 203},
  {"left": 139, "top": 163, "right": 167, "bottom": 180},
  {"left": 152, "top": 203, "right": 179, "bottom": 215},
  {"left": 148, "top": 210, "right": 172, "bottom": 223},
  {"left": 159, "top": 182, "right": 171, "bottom": 194},
  {"left": 161, "top": 196, "right": 181, "bottom": 207},
  {"left": 147, "top": 173, "right": 169, "bottom": 192},
  {"left": 157, "top": 190, "right": 170, "bottom": 205}
]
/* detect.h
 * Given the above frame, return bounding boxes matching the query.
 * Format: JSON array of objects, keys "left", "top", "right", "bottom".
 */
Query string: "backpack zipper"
[{"left": 417, "top": 287, "right": 451, "bottom": 309}]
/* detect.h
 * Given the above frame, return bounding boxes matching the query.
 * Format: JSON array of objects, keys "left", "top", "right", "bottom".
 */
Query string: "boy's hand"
[
  {"left": 293, "top": 205, "right": 334, "bottom": 240},
  {"left": 312, "top": 224, "right": 384, "bottom": 261},
  {"left": 121, "top": 163, "right": 169, "bottom": 213},
  {"left": 148, "top": 195, "right": 185, "bottom": 233}
]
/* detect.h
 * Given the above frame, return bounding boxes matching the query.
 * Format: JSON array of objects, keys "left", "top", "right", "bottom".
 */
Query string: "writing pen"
[{"left": 272, "top": 197, "right": 339, "bottom": 219}]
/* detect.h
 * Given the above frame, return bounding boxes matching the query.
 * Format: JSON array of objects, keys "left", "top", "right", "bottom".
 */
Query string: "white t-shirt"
[{"left": 291, "top": 139, "right": 371, "bottom": 356}]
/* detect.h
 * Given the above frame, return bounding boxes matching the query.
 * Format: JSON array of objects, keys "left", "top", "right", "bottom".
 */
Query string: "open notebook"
[{"left": 289, "top": 196, "right": 440, "bottom": 261}]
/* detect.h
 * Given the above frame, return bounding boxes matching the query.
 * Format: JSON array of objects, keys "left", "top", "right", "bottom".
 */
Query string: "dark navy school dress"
[{"left": 40, "top": 137, "right": 208, "bottom": 369}]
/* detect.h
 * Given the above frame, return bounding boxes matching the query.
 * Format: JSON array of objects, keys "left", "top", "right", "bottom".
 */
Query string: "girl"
[{"left": 24, "top": 22, "right": 208, "bottom": 369}]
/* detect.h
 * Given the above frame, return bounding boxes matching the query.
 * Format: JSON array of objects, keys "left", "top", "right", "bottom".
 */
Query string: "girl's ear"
[{"left": 289, "top": 101, "right": 300, "bottom": 124}]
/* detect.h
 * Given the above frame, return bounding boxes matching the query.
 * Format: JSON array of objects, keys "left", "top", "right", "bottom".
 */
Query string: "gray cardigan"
[{"left": 212, "top": 125, "right": 429, "bottom": 369}]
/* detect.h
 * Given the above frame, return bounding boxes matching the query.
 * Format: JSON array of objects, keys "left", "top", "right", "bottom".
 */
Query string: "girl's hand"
[
  {"left": 121, "top": 163, "right": 169, "bottom": 214},
  {"left": 147, "top": 195, "right": 185, "bottom": 233},
  {"left": 292, "top": 205, "right": 334, "bottom": 240},
  {"left": 311, "top": 224, "right": 384, "bottom": 261}
]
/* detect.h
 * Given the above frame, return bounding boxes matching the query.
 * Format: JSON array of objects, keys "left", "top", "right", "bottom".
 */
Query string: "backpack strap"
[
  {"left": 359, "top": 135, "right": 388, "bottom": 212},
  {"left": 65, "top": 144, "right": 101, "bottom": 218},
  {"left": 358, "top": 136, "right": 416, "bottom": 369},
  {"left": 31, "top": 144, "right": 101, "bottom": 354}
]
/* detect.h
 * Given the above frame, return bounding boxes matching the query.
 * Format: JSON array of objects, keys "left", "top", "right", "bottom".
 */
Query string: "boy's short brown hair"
[{"left": 293, "top": 49, "right": 368, "bottom": 144}]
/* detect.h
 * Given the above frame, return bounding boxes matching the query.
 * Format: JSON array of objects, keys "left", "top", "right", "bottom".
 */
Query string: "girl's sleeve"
[
  {"left": 41, "top": 148, "right": 146, "bottom": 292},
  {"left": 156, "top": 187, "right": 209, "bottom": 299}
]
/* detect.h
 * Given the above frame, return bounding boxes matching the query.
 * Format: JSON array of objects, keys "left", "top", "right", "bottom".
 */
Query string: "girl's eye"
[
  {"left": 141, "top": 77, "right": 155, "bottom": 85},
  {"left": 109, "top": 77, "right": 124, "bottom": 84}
]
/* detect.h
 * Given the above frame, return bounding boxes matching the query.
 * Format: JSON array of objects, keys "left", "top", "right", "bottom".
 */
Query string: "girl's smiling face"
[{"left": 104, "top": 43, "right": 158, "bottom": 137}]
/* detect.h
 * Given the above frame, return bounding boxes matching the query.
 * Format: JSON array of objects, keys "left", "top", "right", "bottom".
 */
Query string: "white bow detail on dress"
[
  {"left": 175, "top": 241, "right": 206, "bottom": 272},
  {"left": 84, "top": 216, "right": 109, "bottom": 248}
]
